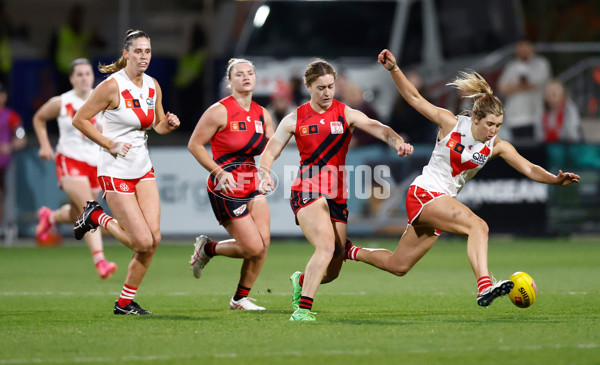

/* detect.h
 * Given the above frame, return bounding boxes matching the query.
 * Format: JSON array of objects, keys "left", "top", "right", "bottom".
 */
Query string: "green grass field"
[{"left": 1, "top": 237, "right": 598, "bottom": 365}]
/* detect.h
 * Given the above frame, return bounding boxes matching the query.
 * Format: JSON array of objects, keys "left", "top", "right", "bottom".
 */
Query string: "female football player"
[
  {"left": 344, "top": 49, "right": 579, "bottom": 307},
  {"left": 258, "top": 59, "right": 414, "bottom": 321},
  {"left": 72, "top": 30, "right": 180, "bottom": 315},
  {"left": 187, "top": 58, "right": 274, "bottom": 310}
]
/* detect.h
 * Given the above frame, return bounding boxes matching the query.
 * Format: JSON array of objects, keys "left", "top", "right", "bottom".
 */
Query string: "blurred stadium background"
[{"left": 1, "top": 0, "right": 600, "bottom": 244}]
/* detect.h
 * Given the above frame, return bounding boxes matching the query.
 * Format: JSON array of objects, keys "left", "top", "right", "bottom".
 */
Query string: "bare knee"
[
  {"left": 470, "top": 217, "right": 489, "bottom": 238},
  {"left": 240, "top": 239, "right": 266, "bottom": 259},
  {"left": 132, "top": 233, "right": 155, "bottom": 253},
  {"left": 152, "top": 231, "right": 162, "bottom": 247},
  {"left": 388, "top": 267, "right": 409, "bottom": 277},
  {"left": 386, "top": 260, "right": 412, "bottom": 277}
]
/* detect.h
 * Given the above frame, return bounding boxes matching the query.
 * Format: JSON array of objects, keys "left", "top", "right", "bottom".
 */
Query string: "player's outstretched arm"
[
  {"left": 346, "top": 107, "right": 413, "bottom": 157},
  {"left": 495, "top": 140, "right": 580, "bottom": 185}
]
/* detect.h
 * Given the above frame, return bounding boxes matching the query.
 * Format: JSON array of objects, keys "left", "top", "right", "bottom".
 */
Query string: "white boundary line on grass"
[
  {"left": 0, "top": 344, "right": 598, "bottom": 364},
  {"left": 0, "top": 291, "right": 372, "bottom": 296}
]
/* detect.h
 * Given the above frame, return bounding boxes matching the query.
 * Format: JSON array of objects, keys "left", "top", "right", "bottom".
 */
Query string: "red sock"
[
  {"left": 97, "top": 213, "right": 114, "bottom": 229},
  {"left": 233, "top": 284, "right": 251, "bottom": 301},
  {"left": 204, "top": 240, "right": 218, "bottom": 257},
  {"left": 90, "top": 209, "right": 103, "bottom": 225},
  {"left": 117, "top": 284, "right": 137, "bottom": 307},
  {"left": 344, "top": 240, "right": 362, "bottom": 261},
  {"left": 477, "top": 276, "right": 492, "bottom": 295},
  {"left": 299, "top": 296, "right": 313, "bottom": 311}
]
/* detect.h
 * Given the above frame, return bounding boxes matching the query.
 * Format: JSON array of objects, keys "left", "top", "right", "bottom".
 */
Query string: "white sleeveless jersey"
[
  {"left": 412, "top": 115, "right": 495, "bottom": 197},
  {"left": 56, "top": 89, "right": 101, "bottom": 166},
  {"left": 98, "top": 69, "right": 156, "bottom": 179}
]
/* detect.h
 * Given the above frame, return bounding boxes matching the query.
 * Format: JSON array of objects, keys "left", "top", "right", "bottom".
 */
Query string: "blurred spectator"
[
  {"left": 289, "top": 76, "right": 305, "bottom": 106},
  {"left": 173, "top": 23, "right": 208, "bottom": 127},
  {"left": 0, "top": 1, "right": 14, "bottom": 88},
  {"left": 497, "top": 39, "right": 551, "bottom": 143},
  {"left": 49, "top": 5, "right": 105, "bottom": 93},
  {"left": 267, "top": 79, "right": 296, "bottom": 129},
  {"left": 0, "top": 83, "right": 26, "bottom": 225},
  {"left": 343, "top": 83, "right": 380, "bottom": 147},
  {"left": 541, "top": 80, "right": 582, "bottom": 143},
  {"left": 388, "top": 70, "right": 438, "bottom": 144}
]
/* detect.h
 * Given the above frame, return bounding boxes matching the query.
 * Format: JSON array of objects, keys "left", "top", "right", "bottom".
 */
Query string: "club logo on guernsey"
[
  {"left": 330, "top": 121, "right": 343, "bottom": 134},
  {"left": 300, "top": 125, "right": 319, "bottom": 136},
  {"left": 233, "top": 204, "right": 247, "bottom": 216},
  {"left": 231, "top": 121, "right": 247, "bottom": 131},
  {"left": 255, "top": 120, "right": 263, "bottom": 134}
]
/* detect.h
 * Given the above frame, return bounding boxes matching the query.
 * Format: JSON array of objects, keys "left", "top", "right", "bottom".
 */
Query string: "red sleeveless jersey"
[
  {"left": 208, "top": 95, "right": 267, "bottom": 198},
  {"left": 291, "top": 99, "right": 352, "bottom": 203}
]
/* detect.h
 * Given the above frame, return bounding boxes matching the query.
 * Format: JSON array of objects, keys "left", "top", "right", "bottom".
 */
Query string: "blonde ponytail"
[{"left": 447, "top": 70, "right": 504, "bottom": 119}]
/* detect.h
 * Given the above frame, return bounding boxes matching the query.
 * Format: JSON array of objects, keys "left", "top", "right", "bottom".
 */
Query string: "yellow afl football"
[{"left": 508, "top": 271, "right": 537, "bottom": 308}]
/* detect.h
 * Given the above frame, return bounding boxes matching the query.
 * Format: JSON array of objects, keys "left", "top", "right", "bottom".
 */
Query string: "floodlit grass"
[{"left": 0, "top": 237, "right": 598, "bottom": 364}]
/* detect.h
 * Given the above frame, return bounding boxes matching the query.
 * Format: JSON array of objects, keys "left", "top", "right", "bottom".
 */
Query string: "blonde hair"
[
  {"left": 224, "top": 58, "right": 255, "bottom": 86},
  {"left": 447, "top": 70, "right": 504, "bottom": 120},
  {"left": 304, "top": 59, "right": 336, "bottom": 86},
  {"left": 98, "top": 29, "right": 150, "bottom": 74}
]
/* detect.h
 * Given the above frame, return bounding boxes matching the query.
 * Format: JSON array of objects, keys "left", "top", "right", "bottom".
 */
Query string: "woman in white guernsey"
[
  {"left": 72, "top": 30, "right": 180, "bottom": 315},
  {"left": 344, "top": 49, "right": 580, "bottom": 307},
  {"left": 33, "top": 58, "right": 117, "bottom": 280}
]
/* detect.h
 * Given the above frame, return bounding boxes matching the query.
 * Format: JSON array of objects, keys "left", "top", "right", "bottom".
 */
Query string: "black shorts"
[
  {"left": 289, "top": 190, "right": 348, "bottom": 225},
  {"left": 208, "top": 190, "right": 260, "bottom": 225}
]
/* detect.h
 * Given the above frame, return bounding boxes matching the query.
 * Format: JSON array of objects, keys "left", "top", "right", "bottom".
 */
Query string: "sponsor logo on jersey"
[
  {"left": 255, "top": 120, "right": 264, "bottom": 134},
  {"left": 446, "top": 139, "right": 465, "bottom": 154},
  {"left": 330, "top": 121, "right": 343, "bottom": 134},
  {"left": 471, "top": 151, "right": 489, "bottom": 165},
  {"left": 300, "top": 124, "right": 319, "bottom": 136},
  {"left": 320, "top": 119, "right": 325, "bottom": 124},
  {"left": 233, "top": 204, "right": 247, "bottom": 216},
  {"left": 231, "top": 121, "right": 247, "bottom": 131},
  {"left": 146, "top": 97, "right": 154, "bottom": 108},
  {"left": 125, "top": 99, "right": 141, "bottom": 108}
]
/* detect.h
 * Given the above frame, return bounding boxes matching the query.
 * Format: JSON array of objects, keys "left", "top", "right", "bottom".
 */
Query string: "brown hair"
[
  {"left": 98, "top": 30, "right": 150, "bottom": 74},
  {"left": 69, "top": 58, "right": 92, "bottom": 76},
  {"left": 447, "top": 71, "right": 504, "bottom": 120},
  {"left": 304, "top": 59, "right": 336, "bottom": 86}
]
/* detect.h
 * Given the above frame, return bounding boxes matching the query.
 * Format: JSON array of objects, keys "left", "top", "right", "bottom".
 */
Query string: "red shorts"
[
  {"left": 405, "top": 185, "right": 445, "bottom": 236},
  {"left": 55, "top": 153, "right": 100, "bottom": 191},
  {"left": 98, "top": 168, "right": 155, "bottom": 199}
]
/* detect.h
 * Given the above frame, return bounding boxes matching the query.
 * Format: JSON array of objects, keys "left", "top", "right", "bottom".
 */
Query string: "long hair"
[
  {"left": 447, "top": 70, "right": 504, "bottom": 120},
  {"left": 98, "top": 29, "right": 150, "bottom": 74}
]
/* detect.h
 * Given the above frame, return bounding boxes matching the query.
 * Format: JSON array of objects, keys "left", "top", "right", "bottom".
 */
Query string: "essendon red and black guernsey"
[
  {"left": 208, "top": 95, "right": 266, "bottom": 197},
  {"left": 291, "top": 99, "right": 352, "bottom": 203}
]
